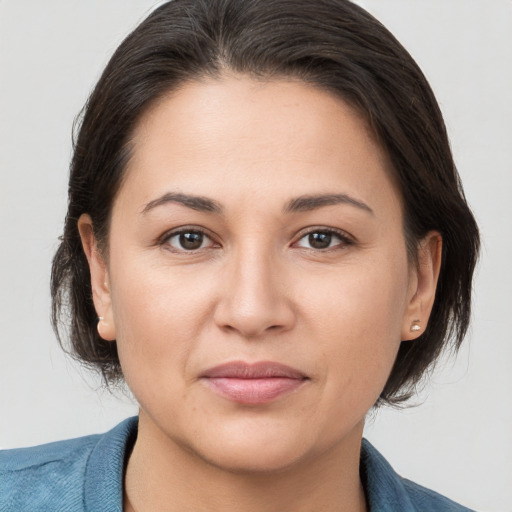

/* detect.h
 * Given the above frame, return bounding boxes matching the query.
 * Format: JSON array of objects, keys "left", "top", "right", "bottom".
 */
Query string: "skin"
[{"left": 79, "top": 75, "right": 441, "bottom": 512}]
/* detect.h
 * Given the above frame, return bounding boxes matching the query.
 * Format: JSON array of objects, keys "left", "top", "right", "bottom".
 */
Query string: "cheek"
[
  {"left": 302, "top": 256, "right": 409, "bottom": 406},
  {"left": 108, "top": 256, "right": 219, "bottom": 393}
]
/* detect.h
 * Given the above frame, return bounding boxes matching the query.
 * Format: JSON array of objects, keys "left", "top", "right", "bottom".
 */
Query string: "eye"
[
  {"left": 164, "top": 230, "right": 215, "bottom": 251},
  {"left": 294, "top": 229, "right": 352, "bottom": 250}
]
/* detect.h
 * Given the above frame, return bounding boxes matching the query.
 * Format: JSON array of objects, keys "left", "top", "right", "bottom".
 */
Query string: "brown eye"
[
  {"left": 308, "top": 232, "right": 332, "bottom": 249},
  {"left": 166, "top": 231, "right": 211, "bottom": 251},
  {"left": 180, "top": 232, "right": 204, "bottom": 249},
  {"left": 295, "top": 229, "right": 351, "bottom": 250}
]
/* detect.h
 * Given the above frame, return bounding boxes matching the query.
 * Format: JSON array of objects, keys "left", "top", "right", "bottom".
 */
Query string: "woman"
[{"left": 0, "top": 0, "right": 480, "bottom": 510}]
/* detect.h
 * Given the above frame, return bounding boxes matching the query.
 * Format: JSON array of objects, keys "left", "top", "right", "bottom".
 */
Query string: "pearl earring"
[{"left": 410, "top": 320, "right": 421, "bottom": 333}]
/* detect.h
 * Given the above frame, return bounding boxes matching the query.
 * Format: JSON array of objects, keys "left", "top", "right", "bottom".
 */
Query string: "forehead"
[{"left": 119, "top": 75, "right": 399, "bottom": 215}]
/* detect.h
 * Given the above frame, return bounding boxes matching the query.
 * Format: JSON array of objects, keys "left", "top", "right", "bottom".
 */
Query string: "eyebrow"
[
  {"left": 141, "top": 191, "right": 373, "bottom": 217},
  {"left": 141, "top": 192, "right": 223, "bottom": 215},
  {"left": 284, "top": 193, "right": 374, "bottom": 215}
]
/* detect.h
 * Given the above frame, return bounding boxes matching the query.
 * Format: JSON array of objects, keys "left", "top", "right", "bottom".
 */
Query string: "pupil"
[
  {"left": 180, "top": 232, "right": 203, "bottom": 250},
  {"left": 309, "top": 232, "right": 331, "bottom": 249}
]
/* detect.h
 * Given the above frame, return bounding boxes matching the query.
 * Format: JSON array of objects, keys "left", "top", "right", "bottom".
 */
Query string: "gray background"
[{"left": 0, "top": 1, "right": 511, "bottom": 511}]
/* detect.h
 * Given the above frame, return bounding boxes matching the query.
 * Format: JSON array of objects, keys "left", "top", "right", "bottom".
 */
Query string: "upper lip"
[{"left": 201, "top": 361, "right": 307, "bottom": 380}]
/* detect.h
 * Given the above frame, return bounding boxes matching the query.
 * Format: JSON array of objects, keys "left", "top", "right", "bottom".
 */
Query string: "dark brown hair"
[{"left": 51, "top": 0, "right": 479, "bottom": 406}]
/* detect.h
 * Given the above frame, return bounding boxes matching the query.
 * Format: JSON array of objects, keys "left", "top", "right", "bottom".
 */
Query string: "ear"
[
  {"left": 78, "top": 214, "right": 116, "bottom": 341},
  {"left": 401, "top": 231, "right": 442, "bottom": 341}
]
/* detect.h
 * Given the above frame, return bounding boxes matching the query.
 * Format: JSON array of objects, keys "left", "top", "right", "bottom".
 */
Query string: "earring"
[
  {"left": 410, "top": 320, "right": 421, "bottom": 333},
  {"left": 97, "top": 316, "right": 104, "bottom": 336}
]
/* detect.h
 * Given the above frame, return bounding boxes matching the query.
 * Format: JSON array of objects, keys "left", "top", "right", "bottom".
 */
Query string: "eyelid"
[
  {"left": 292, "top": 226, "right": 355, "bottom": 249},
  {"left": 159, "top": 226, "right": 220, "bottom": 251},
  {"left": 157, "top": 225, "right": 354, "bottom": 251}
]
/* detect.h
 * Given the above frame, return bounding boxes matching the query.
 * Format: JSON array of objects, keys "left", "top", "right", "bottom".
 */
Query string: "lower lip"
[{"left": 203, "top": 377, "right": 306, "bottom": 404}]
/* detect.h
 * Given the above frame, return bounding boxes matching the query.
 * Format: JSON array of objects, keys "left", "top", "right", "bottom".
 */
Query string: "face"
[{"left": 81, "top": 76, "right": 439, "bottom": 473}]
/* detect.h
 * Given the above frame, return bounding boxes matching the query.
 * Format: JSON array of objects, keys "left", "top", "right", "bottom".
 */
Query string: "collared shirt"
[{"left": 0, "top": 417, "right": 475, "bottom": 511}]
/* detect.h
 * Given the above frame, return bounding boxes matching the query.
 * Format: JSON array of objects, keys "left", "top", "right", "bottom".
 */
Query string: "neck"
[{"left": 124, "top": 411, "right": 367, "bottom": 512}]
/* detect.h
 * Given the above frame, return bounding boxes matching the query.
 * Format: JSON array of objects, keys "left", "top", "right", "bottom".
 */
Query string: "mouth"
[{"left": 200, "top": 361, "right": 309, "bottom": 405}]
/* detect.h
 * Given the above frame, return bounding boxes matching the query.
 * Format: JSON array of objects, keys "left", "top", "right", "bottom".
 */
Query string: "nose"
[{"left": 213, "top": 246, "right": 296, "bottom": 339}]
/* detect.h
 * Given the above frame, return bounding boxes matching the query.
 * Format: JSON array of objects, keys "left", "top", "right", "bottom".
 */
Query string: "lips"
[{"left": 200, "top": 361, "right": 308, "bottom": 404}]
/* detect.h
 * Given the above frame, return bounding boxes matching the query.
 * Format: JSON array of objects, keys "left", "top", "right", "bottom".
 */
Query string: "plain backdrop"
[{"left": 0, "top": 1, "right": 511, "bottom": 511}]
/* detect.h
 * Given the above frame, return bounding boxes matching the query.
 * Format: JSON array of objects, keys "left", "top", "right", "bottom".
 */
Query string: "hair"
[{"left": 51, "top": 0, "right": 479, "bottom": 406}]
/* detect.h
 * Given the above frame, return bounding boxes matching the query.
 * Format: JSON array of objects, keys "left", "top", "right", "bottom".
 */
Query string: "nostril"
[{"left": 213, "top": 280, "right": 296, "bottom": 338}]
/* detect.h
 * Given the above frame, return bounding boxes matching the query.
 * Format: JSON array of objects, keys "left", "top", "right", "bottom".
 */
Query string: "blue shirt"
[{"left": 0, "top": 417, "right": 475, "bottom": 511}]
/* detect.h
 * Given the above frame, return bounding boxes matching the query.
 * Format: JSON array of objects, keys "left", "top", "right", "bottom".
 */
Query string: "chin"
[
  {"left": 197, "top": 439, "right": 309, "bottom": 475},
  {"left": 179, "top": 411, "right": 355, "bottom": 476},
  {"left": 171, "top": 414, "right": 315, "bottom": 474}
]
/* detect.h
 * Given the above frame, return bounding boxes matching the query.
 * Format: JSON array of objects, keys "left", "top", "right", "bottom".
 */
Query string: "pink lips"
[{"left": 201, "top": 361, "right": 308, "bottom": 404}]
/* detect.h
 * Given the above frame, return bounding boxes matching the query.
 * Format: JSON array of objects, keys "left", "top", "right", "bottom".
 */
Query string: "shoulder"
[
  {"left": 1, "top": 432, "right": 100, "bottom": 471},
  {"left": 361, "top": 439, "right": 475, "bottom": 512},
  {"left": 0, "top": 417, "right": 137, "bottom": 512},
  {"left": 0, "top": 433, "right": 100, "bottom": 511},
  {"left": 399, "top": 477, "right": 476, "bottom": 512}
]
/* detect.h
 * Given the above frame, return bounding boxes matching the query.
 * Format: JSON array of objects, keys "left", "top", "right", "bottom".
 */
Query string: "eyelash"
[
  {"left": 294, "top": 228, "right": 354, "bottom": 251},
  {"left": 160, "top": 227, "right": 218, "bottom": 253},
  {"left": 159, "top": 226, "right": 354, "bottom": 253}
]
